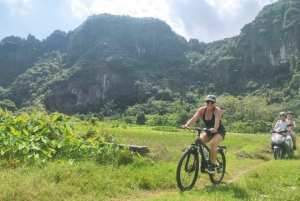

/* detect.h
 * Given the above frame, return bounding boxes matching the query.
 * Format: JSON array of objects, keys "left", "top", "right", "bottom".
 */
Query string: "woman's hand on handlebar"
[
  {"left": 180, "top": 125, "right": 188, "bottom": 129},
  {"left": 210, "top": 127, "right": 217, "bottom": 133}
]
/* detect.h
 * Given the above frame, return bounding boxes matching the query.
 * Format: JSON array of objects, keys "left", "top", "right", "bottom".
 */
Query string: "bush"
[
  {"left": 85, "top": 127, "right": 97, "bottom": 138},
  {"left": 89, "top": 117, "right": 98, "bottom": 125},
  {"left": 136, "top": 112, "right": 146, "bottom": 125},
  {"left": 0, "top": 110, "right": 131, "bottom": 166},
  {"left": 123, "top": 116, "right": 134, "bottom": 124}
]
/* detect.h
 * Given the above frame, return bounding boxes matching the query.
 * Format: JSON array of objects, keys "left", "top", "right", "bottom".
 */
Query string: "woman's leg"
[
  {"left": 198, "top": 132, "right": 212, "bottom": 144},
  {"left": 210, "top": 134, "right": 223, "bottom": 164}
]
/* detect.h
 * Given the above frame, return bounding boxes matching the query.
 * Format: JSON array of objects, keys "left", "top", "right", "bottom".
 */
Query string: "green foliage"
[
  {"left": 136, "top": 112, "right": 146, "bottom": 125},
  {"left": 152, "top": 126, "right": 178, "bottom": 132},
  {"left": 122, "top": 115, "right": 135, "bottom": 124},
  {"left": 89, "top": 117, "right": 98, "bottom": 125},
  {"left": 0, "top": 109, "right": 131, "bottom": 165},
  {"left": 122, "top": 93, "right": 298, "bottom": 134},
  {"left": 84, "top": 127, "right": 97, "bottom": 139},
  {"left": 0, "top": 99, "right": 17, "bottom": 111}
]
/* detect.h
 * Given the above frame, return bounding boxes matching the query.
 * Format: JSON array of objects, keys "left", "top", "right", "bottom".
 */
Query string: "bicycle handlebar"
[
  {"left": 180, "top": 126, "right": 214, "bottom": 135},
  {"left": 185, "top": 127, "right": 210, "bottom": 132}
]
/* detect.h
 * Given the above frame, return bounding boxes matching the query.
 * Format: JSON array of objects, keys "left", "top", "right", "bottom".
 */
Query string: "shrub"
[
  {"left": 136, "top": 112, "right": 146, "bottom": 125},
  {"left": 89, "top": 117, "right": 98, "bottom": 125},
  {"left": 0, "top": 110, "right": 130, "bottom": 166}
]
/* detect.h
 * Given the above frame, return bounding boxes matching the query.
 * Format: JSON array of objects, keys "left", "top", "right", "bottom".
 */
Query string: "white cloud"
[
  {"left": 89, "top": 0, "right": 169, "bottom": 19},
  {"left": 66, "top": 0, "right": 278, "bottom": 42},
  {"left": 204, "top": 0, "right": 277, "bottom": 19},
  {"left": 166, "top": 0, "right": 279, "bottom": 42},
  {"left": 69, "top": 0, "right": 90, "bottom": 19},
  {"left": 88, "top": 0, "right": 187, "bottom": 38},
  {"left": 11, "top": 7, "right": 28, "bottom": 15},
  {"left": 205, "top": 0, "right": 242, "bottom": 18}
]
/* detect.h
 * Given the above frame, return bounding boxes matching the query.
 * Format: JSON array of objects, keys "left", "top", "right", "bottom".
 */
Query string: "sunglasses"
[{"left": 206, "top": 100, "right": 215, "bottom": 104}]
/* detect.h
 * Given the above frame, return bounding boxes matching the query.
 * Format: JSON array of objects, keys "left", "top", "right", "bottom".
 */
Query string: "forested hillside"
[{"left": 0, "top": 0, "right": 300, "bottom": 127}]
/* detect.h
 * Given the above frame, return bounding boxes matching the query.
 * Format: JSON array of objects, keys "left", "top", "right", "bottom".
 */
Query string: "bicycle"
[{"left": 176, "top": 127, "right": 226, "bottom": 191}]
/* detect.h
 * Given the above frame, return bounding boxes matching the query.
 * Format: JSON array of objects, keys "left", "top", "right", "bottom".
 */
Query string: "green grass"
[
  {"left": 0, "top": 123, "right": 299, "bottom": 201},
  {"left": 148, "top": 160, "right": 300, "bottom": 201}
]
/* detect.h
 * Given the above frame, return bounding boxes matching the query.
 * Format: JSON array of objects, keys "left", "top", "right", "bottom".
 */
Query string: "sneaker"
[
  {"left": 205, "top": 164, "right": 217, "bottom": 174},
  {"left": 293, "top": 146, "right": 297, "bottom": 150}
]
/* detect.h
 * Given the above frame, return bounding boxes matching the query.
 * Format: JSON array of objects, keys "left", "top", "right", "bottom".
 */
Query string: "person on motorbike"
[
  {"left": 181, "top": 95, "right": 226, "bottom": 174},
  {"left": 287, "top": 111, "right": 297, "bottom": 150},
  {"left": 273, "top": 112, "right": 293, "bottom": 150},
  {"left": 274, "top": 112, "right": 291, "bottom": 131}
]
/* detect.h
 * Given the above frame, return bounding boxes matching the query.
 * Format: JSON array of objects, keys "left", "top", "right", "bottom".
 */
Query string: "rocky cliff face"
[
  {"left": 237, "top": 0, "right": 300, "bottom": 69},
  {"left": 1, "top": 0, "right": 300, "bottom": 113}
]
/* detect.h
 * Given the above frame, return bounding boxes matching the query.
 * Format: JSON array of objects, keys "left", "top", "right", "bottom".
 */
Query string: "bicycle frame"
[{"left": 186, "top": 127, "right": 226, "bottom": 173}]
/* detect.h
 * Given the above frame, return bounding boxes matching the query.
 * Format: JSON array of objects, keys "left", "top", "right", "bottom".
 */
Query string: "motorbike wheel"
[{"left": 273, "top": 147, "right": 284, "bottom": 160}]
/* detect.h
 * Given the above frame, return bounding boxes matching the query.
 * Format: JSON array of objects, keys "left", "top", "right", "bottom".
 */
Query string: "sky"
[{"left": 0, "top": 0, "right": 278, "bottom": 43}]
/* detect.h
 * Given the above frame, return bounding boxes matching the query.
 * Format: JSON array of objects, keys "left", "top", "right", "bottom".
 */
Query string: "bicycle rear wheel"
[
  {"left": 209, "top": 150, "right": 226, "bottom": 184},
  {"left": 176, "top": 149, "right": 199, "bottom": 191}
]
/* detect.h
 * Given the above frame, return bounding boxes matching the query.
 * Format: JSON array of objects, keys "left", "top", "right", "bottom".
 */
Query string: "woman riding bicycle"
[{"left": 181, "top": 95, "right": 226, "bottom": 174}]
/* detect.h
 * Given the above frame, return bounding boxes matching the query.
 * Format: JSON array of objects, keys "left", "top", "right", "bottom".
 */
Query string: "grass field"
[{"left": 0, "top": 123, "right": 299, "bottom": 201}]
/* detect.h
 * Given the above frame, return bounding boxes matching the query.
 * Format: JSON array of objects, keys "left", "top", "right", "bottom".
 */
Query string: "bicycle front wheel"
[
  {"left": 209, "top": 150, "right": 226, "bottom": 184},
  {"left": 176, "top": 149, "right": 199, "bottom": 191}
]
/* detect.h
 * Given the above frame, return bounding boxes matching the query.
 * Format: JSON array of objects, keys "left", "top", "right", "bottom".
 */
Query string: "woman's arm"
[{"left": 182, "top": 107, "right": 204, "bottom": 127}]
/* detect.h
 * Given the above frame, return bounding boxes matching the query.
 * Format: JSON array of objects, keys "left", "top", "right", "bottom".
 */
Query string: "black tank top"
[{"left": 202, "top": 107, "right": 224, "bottom": 130}]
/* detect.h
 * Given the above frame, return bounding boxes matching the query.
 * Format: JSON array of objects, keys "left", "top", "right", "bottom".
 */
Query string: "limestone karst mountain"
[{"left": 0, "top": 0, "right": 299, "bottom": 113}]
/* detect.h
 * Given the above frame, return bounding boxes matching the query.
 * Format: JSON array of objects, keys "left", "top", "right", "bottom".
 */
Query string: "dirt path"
[
  {"left": 222, "top": 162, "right": 266, "bottom": 184},
  {"left": 108, "top": 161, "right": 268, "bottom": 201}
]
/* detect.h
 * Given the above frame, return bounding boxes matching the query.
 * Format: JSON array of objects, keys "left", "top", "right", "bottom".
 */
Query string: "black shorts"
[{"left": 208, "top": 126, "right": 226, "bottom": 140}]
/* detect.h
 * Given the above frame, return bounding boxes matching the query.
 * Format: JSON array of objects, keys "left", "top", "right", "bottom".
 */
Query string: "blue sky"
[{"left": 0, "top": 0, "right": 278, "bottom": 42}]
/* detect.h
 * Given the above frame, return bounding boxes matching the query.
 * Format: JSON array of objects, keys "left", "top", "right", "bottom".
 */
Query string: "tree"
[
  {"left": 136, "top": 112, "right": 146, "bottom": 125},
  {"left": 0, "top": 99, "right": 17, "bottom": 111},
  {"left": 177, "top": 110, "right": 190, "bottom": 125},
  {"left": 217, "top": 95, "right": 240, "bottom": 128}
]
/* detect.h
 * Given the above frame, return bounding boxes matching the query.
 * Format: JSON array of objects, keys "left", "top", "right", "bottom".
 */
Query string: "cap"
[
  {"left": 205, "top": 95, "right": 216, "bottom": 102},
  {"left": 287, "top": 111, "right": 293, "bottom": 115},
  {"left": 279, "top": 111, "right": 286, "bottom": 116}
]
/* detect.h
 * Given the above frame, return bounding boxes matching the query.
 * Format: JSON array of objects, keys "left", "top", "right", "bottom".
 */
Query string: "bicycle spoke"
[
  {"left": 176, "top": 150, "right": 199, "bottom": 191},
  {"left": 209, "top": 150, "right": 226, "bottom": 184}
]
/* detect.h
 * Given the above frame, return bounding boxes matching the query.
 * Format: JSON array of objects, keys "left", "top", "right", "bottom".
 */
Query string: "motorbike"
[{"left": 270, "top": 125, "right": 294, "bottom": 160}]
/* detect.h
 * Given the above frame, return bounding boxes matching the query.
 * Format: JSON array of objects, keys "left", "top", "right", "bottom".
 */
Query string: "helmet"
[
  {"left": 287, "top": 111, "right": 293, "bottom": 115},
  {"left": 279, "top": 111, "right": 286, "bottom": 117}
]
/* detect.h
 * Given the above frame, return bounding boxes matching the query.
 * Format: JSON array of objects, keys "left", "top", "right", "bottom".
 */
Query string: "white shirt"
[{"left": 274, "top": 120, "right": 290, "bottom": 132}]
